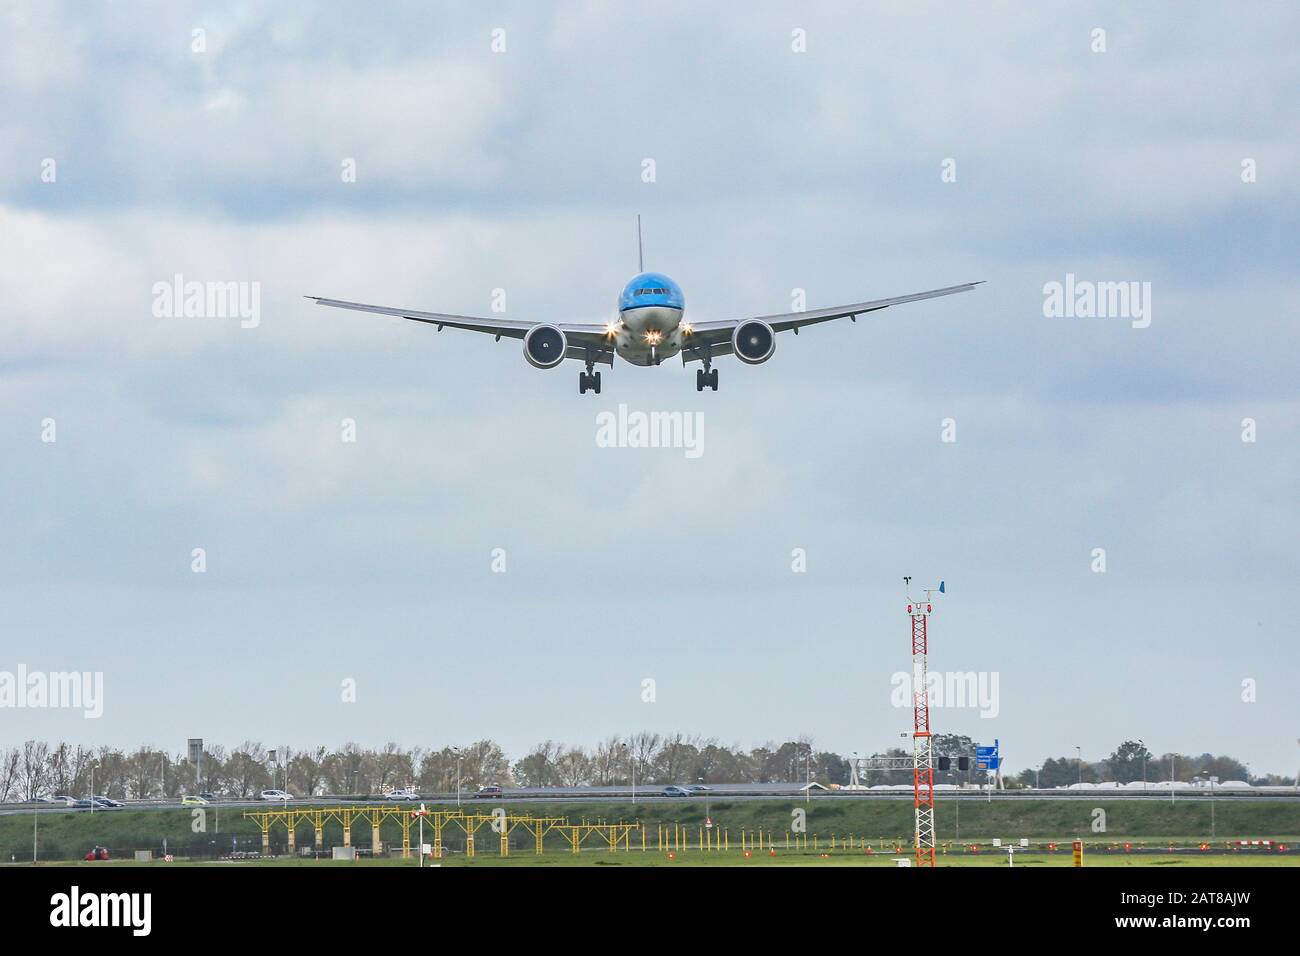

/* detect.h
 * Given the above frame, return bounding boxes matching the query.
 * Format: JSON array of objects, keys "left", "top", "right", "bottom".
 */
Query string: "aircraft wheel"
[{"left": 593, "top": 371, "right": 601, "bottom": 394}]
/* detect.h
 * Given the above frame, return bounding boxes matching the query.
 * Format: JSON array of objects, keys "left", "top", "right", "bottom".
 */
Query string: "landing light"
[
  {"left": 680, "top": 321, "right": 693, "bottom": 336},
  {"left": 604, "top": 321, "right": 621, "bottom": 337},
  {"left": 644, "top": 330, "right": 662, "bottom": 345}
]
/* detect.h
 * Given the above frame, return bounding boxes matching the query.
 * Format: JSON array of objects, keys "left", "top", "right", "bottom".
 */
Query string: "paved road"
[{"left": 4, "top": 789, "right": 1297, "bottom": 816}]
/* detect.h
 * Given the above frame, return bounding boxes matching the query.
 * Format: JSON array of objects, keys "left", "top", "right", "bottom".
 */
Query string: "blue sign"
[{"left": 976, "top": 739, "right": 1001, "bottom": 771}]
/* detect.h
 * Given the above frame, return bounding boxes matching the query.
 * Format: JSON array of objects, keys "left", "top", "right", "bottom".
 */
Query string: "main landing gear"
[
  {"left": 696, "top": 367, "right": 719, "bottom": 392},
  {"left": 579, "top": 368, "right": 602, "bottom": 394}
]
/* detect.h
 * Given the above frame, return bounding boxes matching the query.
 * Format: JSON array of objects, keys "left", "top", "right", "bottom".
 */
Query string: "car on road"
[
  {"left": 475, "top": 785, "right": 503, "bottom": 798},
  {"left": 92, "top": 795, "right": 124, "bottom": 808},
  {"left": 259, "top": 789, "right": 293, "bottom": 801},
  {"left": 385, "top": 788, "right": 419, "bottom": 801},
  {"left": 662, "top": 786, "right": 690, "bottom": 797},
  {"left": 181, "top": 795, "right": 209, "bottom": 806},
  {"left": 51, "top": 794, "right": 77, "bottom": 806},
  {"left": 71, "top": 799, "right": 94, "bottom": 809},
  {"left": 198, "top": 791, "right": 217, "bottom": 801},
  {"left": 687, "top": 785, "right": 712, "bottom": 793}
]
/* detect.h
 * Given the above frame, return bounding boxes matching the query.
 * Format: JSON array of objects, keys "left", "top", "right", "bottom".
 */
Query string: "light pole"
[
  {"left": 622, "top": 741, "right": 637, "bottom": 806},
  {"left": 1076, "top": 746, "right": 1082, "bottom": 786},
  {"left": 456, "top": 755, "right": 462, "bottom": 807},
  {"left": 414, "top": 804, "right": 428, "bottom": 867},
  {"left": 1139, "top": 739, "right": 1146, "bottom": 791},
  {"left": 90, "top": 765, "right": 95, "bottom": 816}
]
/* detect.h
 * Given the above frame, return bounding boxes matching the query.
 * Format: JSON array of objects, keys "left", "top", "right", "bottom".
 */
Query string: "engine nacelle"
[
  {"left": 523, "top": 324, "right": 567, "bottom": 369},
  {"left": 731, "top": 320, "right": 776, "bottom": 365}
]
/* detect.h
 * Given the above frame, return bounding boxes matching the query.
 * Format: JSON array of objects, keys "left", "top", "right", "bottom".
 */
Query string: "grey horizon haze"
[{"left": 1, "top": 2, "right": 1297, "bottom": 778}]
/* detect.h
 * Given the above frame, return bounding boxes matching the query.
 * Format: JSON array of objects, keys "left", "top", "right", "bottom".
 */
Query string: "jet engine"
[
  {"left": 523, "top": 324, "right": 568, "bottom": 369},
  {"left": 731, "top": 320, "right": 776, "bottom": 365}
]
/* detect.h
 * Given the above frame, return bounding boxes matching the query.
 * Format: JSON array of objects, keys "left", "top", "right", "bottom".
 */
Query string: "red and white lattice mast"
[{"left": 905, "top": 576, "right": 944, "bottom": 868}]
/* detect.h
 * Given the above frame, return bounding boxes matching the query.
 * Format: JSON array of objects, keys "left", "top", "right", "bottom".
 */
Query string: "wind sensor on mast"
[{"left": 903, "top": 575, "right": 945, "bottom": 867}]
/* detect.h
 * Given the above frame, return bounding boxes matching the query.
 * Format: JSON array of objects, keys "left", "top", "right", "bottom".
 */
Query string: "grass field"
[
  {"left": 4, "top": 798, "right": 1296, "bottom": 865},
  {"left": 14, "top": 849, "right": 1299, "bottom": 868}
]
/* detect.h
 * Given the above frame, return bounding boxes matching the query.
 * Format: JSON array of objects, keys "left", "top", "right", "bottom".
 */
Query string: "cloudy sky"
[{"left": 2, "top": 2, "right": 1296, "bottom": 776}]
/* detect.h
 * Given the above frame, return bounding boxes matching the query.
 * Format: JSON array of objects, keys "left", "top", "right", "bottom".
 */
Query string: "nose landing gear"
[
  {"left": 579, "top": 369, "right": 602, "bottom": 394},
  {"left": 695, "top": 367, "right": 719, "bottom": 392}
]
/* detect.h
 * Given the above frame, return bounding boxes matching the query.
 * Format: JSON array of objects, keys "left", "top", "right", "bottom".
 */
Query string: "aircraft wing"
[
  {"left": 680, "top": 281, "right": 983, "bottom": 363},
  {"left": 306, "top": 296, "right": 615, "bottom": 365}
]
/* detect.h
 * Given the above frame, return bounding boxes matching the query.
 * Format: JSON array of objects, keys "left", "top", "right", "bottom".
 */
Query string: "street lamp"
[
  {"left": 622, "top": 741, "right": 637, "bottom": 806},
  {"left": 805, "top": 747, "right": 812, "bottom": 805},
  {"left": 1076, "top": 746, "right": 1082, "bottom": 786}
]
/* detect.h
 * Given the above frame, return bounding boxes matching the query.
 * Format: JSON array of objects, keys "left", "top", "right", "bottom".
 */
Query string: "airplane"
[{"left": 307, "top": 220, "right": 982, "bottom": 394}]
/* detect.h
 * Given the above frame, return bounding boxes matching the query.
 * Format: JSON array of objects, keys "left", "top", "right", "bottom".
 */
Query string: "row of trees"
[
  {"left": 0, "top": 735, "right": 849, "bottom": 801},
  {"left": 0, "top": 736, "right": 1288, "bottom": 801},
  {"left": 1014, "top": 741, "right": 1277, "bottom": 788}
]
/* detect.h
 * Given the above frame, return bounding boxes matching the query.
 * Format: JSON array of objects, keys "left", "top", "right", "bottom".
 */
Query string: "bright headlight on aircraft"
[
  {"left": 604, "top": 321, "right": 621, "bottom": 337},
  {"left": 644, "top": 330, "right": 662, "bottom": 345},
  {"left": 680, "top": 321, "right": 693, "bottom": 335}
]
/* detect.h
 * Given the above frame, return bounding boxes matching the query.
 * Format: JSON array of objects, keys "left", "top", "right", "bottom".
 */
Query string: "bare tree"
[
  {"left": 590, "top": 736, "right": 625, "bottom": 785},
  {"left": 289, "top": 747, "right": 328, "bottom": 796},
  {"left": 374, "top": 741, "right": 413, "bottom": 792},
  {"left": 21, "top": 740, "right": 50, "bottom": 799},
  {"left": 127, "top": 747, "right": 162, "bottom": 799},
  {"left": 458, "top": 740, "right": 510, "bottom": 790},
  {"left": 226, "top": 742, "right": 271, "bottom": 798},
  {"left": 512, "top": 740, "right": 563, "bottom": 788},
  {"left": 92, "top": 746, "right": 128, "bottom": 797},
  {"left": 0, "top": 747, "right": 21, "bottom": 801},
  {"left": 418, "top": 747, "right": 460, "bottom": 792},
  {"left": 47, "top": 742, "right": 75, "bottom": 794},
  {"left": 554, "top": 747, "right": 593, "bottom": 787},
  {"left": 630, "top": 731, "right": 662, "bottom": 784}
]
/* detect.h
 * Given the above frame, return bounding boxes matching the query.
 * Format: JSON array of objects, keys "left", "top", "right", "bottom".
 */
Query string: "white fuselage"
[{"left": 614, "top": 303, "right": 685, "bottom": 366}]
